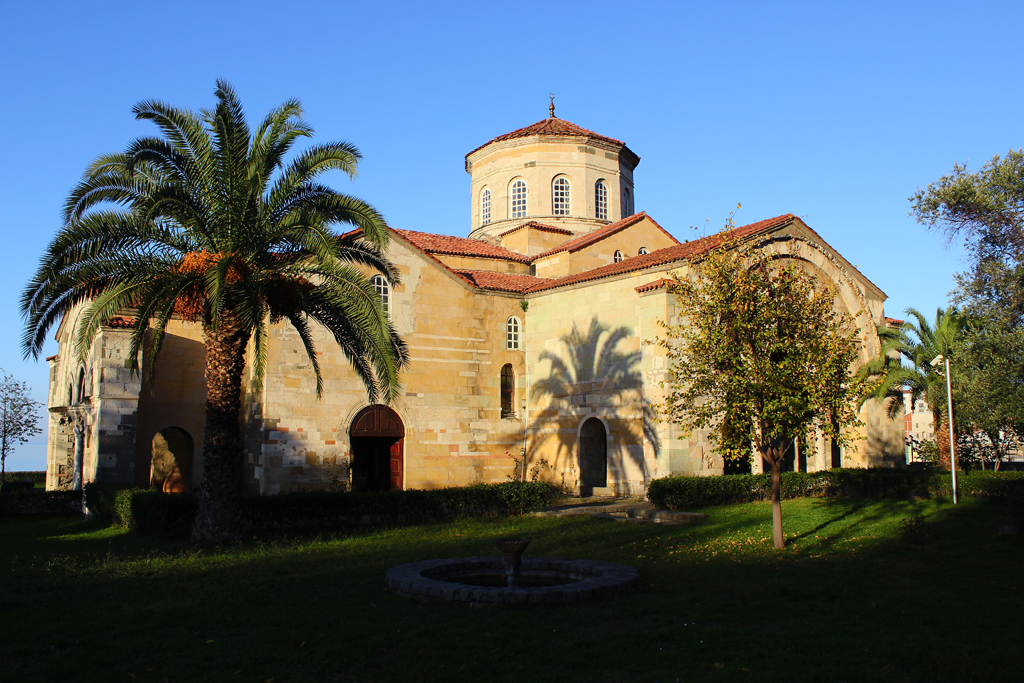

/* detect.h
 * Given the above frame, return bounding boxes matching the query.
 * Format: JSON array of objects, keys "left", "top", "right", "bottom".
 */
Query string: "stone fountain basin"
[{"left": 386, "top": 557, "right": 637, "bottom": 605}]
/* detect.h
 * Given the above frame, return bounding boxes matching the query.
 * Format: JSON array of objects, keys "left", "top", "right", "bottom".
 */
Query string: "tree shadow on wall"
[{"left": 526, "top": 318, "right": 659, "bottom": 490}]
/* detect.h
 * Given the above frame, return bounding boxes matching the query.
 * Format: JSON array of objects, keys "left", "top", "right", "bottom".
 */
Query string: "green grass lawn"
[{"left": 1, "top": 497, "right": 1021, "bottom": 683}]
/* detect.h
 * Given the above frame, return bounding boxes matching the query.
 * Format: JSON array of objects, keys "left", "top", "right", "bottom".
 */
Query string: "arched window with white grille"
[
  {"left": 552, "top": 176, "right": 570, "bottom": 215},
  {"left": 506, "top": 316, "right": 521, "bottom": 350},
  {"left": 371, "top": 275, "right": 390, "bottom": 318},
  {"left": 595, "top": 180, "right": 608, "bottom": 220},
  {"left": 510, "top": 179, "right": 527, "bottom": 219},
  {"left": 480, "top": 187, "right": 491, "bottom": 226},
  {"left": 638, "top": 247, "right": 649, "bottom": 255},
  {"left": 613, "top": 250, "right": 624, "bottom": 263}
]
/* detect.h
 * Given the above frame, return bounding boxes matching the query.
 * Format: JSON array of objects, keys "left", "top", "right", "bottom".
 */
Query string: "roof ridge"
[{"left": 524, "top": 213, "right": 797, "bottom": 293}]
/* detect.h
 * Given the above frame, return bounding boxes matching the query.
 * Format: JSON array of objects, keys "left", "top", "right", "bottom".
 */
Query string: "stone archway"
[
  {"left": 579, "top": 417, "right": 607, "bottom": 495},
  {"left": 150, "top": 427, "right": 193, "bottom": 493},
  {"left": 349, "top": 405, "right": 405, "bottom": 492}
]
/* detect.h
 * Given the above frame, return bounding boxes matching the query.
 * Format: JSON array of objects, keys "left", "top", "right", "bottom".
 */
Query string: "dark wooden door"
[{"left": 579, "top": 418, "right": 607, "bottom": 492}]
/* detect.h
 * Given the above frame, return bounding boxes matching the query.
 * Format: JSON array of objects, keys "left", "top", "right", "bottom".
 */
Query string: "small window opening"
[
  {"left": 501, "top": 364, "right": 516, "bottom": 418},
  {"left": 506, "top": 316, "right": 521, "bottom": 350},
  {"left": 613, "top": 250, "right": 624, "bottom": 263},
  {"left": 371, "top": 275, "right": 390, "bottom": 318}
]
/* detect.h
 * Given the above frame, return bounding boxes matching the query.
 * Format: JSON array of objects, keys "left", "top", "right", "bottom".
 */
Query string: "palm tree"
[
  {"left": 21, "top": 81, "right": 408, "bottom": 544},
  {"left": 860, "top": 307, "right": 967, "bottom": 465}
]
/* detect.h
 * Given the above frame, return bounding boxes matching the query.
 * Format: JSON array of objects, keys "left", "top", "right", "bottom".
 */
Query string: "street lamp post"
[{"left": 931, "top": 354, "right": 957, "bottom": 504}]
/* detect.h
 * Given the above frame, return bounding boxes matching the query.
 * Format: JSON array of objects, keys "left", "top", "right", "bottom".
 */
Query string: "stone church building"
[{"left": 44, "top": 111, "right": 904, "bottom": 496}]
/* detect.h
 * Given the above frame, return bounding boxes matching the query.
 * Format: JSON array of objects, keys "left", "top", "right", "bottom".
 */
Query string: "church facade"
[{"left": 43, "top": 112, "right": 904, "bottom": 495}]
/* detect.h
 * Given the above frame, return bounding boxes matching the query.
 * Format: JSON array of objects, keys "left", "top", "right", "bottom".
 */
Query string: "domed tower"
[{"left": 466, "top": 102, "right": 640, "bottom": 241}]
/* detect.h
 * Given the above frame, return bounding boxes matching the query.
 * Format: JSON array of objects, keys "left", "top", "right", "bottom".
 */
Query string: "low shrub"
[
  {"left": 78, "top": 481, "right": 553, "bottom": 537},
  {"left": 1, "top": 471, "right": 46, "bottom": 485},
  {"left": 1, "top": 480, "right": 36, "bottom": 493},
  {"left": 84, "top": 482, "right": 146, "bottom": 527},
  {"left": 647, "top": 469, "right": 1024, "bottom": 510},
  {"left": 130, "top": 491, "right": 199, "bottom": 537},
  {"left": 0, "top": 490, "right": 82, "bottom": 517}
]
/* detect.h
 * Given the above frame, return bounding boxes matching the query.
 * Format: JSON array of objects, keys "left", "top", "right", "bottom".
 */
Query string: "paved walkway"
[{"left": 535, "top": 496, "right": 705, "bottom": 525}]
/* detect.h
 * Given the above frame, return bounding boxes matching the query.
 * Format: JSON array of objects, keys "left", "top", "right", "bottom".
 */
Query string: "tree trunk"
[
  {"left": 770, "top": 460, "right": 784, "bottom": 550},
  {"left": 192, "top": 316, "right": 250, "bottom": 546},
  {"left": 935, "top": 419, "right": 952, "bottom": 470}
]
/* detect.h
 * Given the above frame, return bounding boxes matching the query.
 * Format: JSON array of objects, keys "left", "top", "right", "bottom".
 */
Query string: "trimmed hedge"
[
  {"left": 1, "top": 471, "right": 46, "bottom": 485},
  {"left": 0, "top": 490, "right": 82, "bottom": 517},
  {"left": 83, "top": 481, "right": 552, "bottom": 537},
  {"left": 647, "top": 469, "right": 1024, "bottom": 510}
]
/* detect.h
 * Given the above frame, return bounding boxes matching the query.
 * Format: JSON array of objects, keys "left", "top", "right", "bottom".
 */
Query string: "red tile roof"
[
  {"left": 530, "top": 212, "right": 678, "bottom": 261},
  {"left": 526, "top": 214, "right": 798, "bottom": 293},
  {"left": 393, "top": 229, "right": 531, "bottom": 264},
  {"left": 885, "top": 317, "right": 905, "bottom": 326},
  {"left": 497, "top": 221, "right": 575, "bottom": 238},
  {"left": 634, "top": 278, "right": 675, "bottom": 294},
  {"left": 105, "top": 317, "right": 137, "bottom": 328},
  {"left": 45, "top": 354, "right": 58, "bottom": 362},
  {"left": 453, "top": 270, "right": 551, "bottom": 294},
  {"left": 466, "top": 117, "right": 627, "bottom": 160}
]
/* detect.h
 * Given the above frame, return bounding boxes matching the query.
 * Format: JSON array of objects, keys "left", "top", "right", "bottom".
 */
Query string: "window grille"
[
  {"left": 638, "top": 247, "right": 649, "bottom": 255},
  {"left": 511, "top": 180, "right": 527, "bottom": 219},
  {"left": 371, "top": 275, "right": 390, "bottom": 317},
  {"left": 506, "top": 316, "right": 521, "bottom": 350},
  {"left": 553, "top": 177, "right": 570, "bottom": 215},
  {"left": 613, "top": 250, "right": 624, "bottom": 263},
  {"left": 481, "top": 188, "right": 491, "bottom": 225},
  {"left": 595, "top": 180, "right": 608, "bottom": 220}
]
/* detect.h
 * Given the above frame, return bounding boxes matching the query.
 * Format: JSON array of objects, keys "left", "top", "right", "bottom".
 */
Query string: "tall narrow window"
[
  {"left": 595, "top": 180, "right": 608, "bottom": 220},
  {"left": 552, "top": 176, "right": 570, "bottom": 215},
  {"left": 501, "top": 364, "right": 515, "bottom": 418},
  {"left": 638, "top": 247, "right": 649, "bottom": 255},
  {"left": 506, "top": 316, "right": 521, "bottom": 350},
  {"left": 481, "top": 188, "right": 491, "bottom": 226},
  {"left": 613, "top": 250, "right": 624, "bottom": 263},
  {"left": 371, "top": 275, "right": 390, "bottom": 318},
  {"left": 510, "top": 179, "right": 527, "bottom": 219},
  {"left": 622, "top": 187, "right": 632, "bottom": 217}
]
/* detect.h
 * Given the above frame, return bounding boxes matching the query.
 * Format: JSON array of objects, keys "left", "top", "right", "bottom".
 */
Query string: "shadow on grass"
[{"left": 2, "top": 497, "right": 1022, "bottom": 683}]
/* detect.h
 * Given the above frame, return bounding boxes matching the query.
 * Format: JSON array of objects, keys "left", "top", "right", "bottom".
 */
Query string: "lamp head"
[{"left": 930, "top": 354, "right": 945, "bottom": 368}]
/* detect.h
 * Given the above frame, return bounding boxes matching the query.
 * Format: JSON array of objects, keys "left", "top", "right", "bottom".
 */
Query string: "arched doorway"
[
  {"left": 150, "top": 427, "right": 193, "bottom": 493},
  {"left": 349, "top": 405, "right": 405, "bottom": 492},
  {"left": 579, "top": 417, "right": 607, "bottom": 495}
]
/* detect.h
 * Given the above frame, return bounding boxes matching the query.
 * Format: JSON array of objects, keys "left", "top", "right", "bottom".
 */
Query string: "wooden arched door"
[{"left": 349, "top": 405, "right": 405, "bottom": 491}]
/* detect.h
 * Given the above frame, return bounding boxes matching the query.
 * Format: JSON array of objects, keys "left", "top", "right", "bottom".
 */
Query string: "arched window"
[
  {"left": 622, "top": 187, "right": 632, "bottom": 217},
  {"left": 638, "top": 247, "right": 649, "bottom": 255},
  {"left": 552, "top": 176, "right": 570, "bottom": 215},
  {"left": 510, "top": 179, "right": 527, "bottom": 219},
  {"left": 500, "top": 364, "right": 515, "bottom": 418},
  {"left": 371, "top": 275, "right": 390, "bottom": 318},
  {"left": 480, "top": 187, "right": 491, "bottom": 226},
  {"left": 613, "top": 250, "right": 624, "bottom": 263},
  {"left": 595, "top": 180, "right": 608, "bottom": 220},
  {"left": 76, "top": 368, "right": 86, "bottom": 403},
  {"left": 506, "top": 316, "right": 521, "bottom": 350}
]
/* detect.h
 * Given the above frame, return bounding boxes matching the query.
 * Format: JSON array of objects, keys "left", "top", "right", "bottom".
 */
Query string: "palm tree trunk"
[{"left": 192, "top": 315, "right": 250, "bottom": 545}]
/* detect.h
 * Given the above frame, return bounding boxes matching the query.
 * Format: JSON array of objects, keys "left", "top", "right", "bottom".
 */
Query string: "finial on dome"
[{"left": 549, "top": 93, "right": 556, "bottom": 118}]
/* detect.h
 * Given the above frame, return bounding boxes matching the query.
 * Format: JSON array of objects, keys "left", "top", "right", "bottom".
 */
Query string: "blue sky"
[{"left": 1, "top": 0, "right": 1020, "bottom": 469}]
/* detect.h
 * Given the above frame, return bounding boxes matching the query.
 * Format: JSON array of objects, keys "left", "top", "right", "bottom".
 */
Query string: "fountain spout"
[{"left": 495, "top": 538, "right": 531, "bottom": 588}]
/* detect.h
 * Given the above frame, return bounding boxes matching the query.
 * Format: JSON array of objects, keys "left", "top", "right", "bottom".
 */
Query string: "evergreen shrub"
[
  {"left": 1, "top": 471, "right": 46, "bottom": 485},
  {"left": 80, "top": 481, "right": 552, "bottom": 537},
  {"left": 647, "top": 469, "right": 1024, "bottom": 510},
  {"left": 0, "top": 490, "right": 82, "bottom": 516}
]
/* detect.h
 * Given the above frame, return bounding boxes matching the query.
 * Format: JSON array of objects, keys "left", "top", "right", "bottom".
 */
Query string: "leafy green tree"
[
  {"left": 0, "top": 370, "right": 42, "bottom": 483},
  {"left": 858, "top": 307, "right": 967, "bottom": 468},
  {"left": 950, "top": 322, "right": 1024, "bottom": 470},
  {"left": 21, "top": 81, "right": 408, "bottom": 544},
  {"left": 657, "top": 234, "right": 863, "bottom": 549}
]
